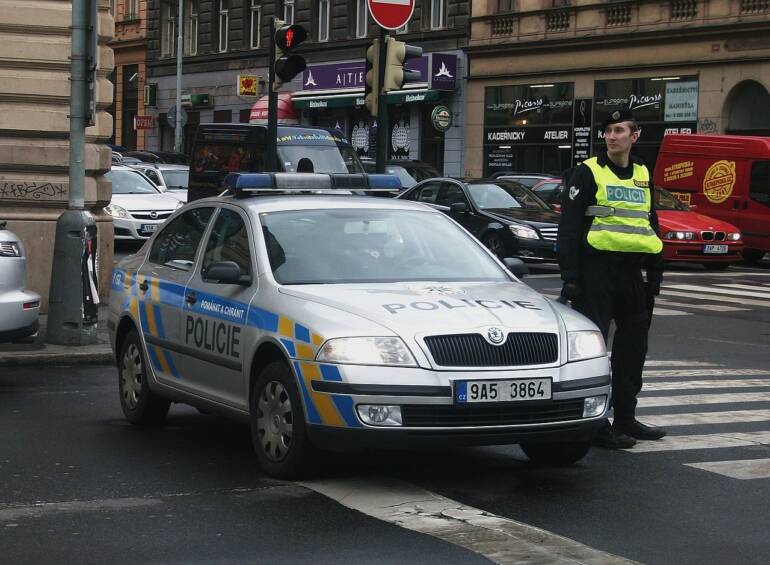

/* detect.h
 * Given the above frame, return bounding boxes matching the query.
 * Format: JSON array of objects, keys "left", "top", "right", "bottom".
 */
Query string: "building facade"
[
  {"left": 0, "top": 1, "right": 114, "bottom": 309},
  {"left": 466, "top": 0, "right": 770, "bottom": 177},
  {"left": 109, "top": 0, "right": 151, "bottom": 150},
  {"left": 143, "top": 0, "right": 470, "bottom": 176}
]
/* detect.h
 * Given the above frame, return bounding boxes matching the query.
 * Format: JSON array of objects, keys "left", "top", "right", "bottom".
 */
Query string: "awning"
[
  {"left": 292, "top": 88, "right": 439, "bottom": 110},
  {"left": 249, "top": 93, "right": 299, "bottom": 124}
]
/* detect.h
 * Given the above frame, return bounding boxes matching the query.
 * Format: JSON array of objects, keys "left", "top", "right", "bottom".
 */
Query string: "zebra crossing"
[
  {"left": 628, "top": 359, "right": 770, "bottom": 479},
  {"left": 538, "top": 272, "right": 770, "bottom": 317}
]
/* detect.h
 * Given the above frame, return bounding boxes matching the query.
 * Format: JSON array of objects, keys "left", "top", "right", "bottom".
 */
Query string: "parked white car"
[
  {"left": 0, "top": 220, "right": 40, "bottom": 342},
  {"left": 129, "top": 163, "right": 189, "bottom": 203},
  {"left": 105, "top": 166, "right": 183, "bottom": 240}
]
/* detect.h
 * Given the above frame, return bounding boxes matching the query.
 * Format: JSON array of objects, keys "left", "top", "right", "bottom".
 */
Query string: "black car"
[
  {"left": 398, "top": 178, "right": 560, "bottom": 262},
  {"left": 361, "top": 159, "right": 441, "bottom": 189}
]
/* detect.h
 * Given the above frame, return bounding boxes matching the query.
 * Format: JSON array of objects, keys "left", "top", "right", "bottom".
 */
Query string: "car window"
[
  {"left": 107, "top": 169, "right": 160, "bottom": 194},
  {"left": 409, "top": 182, "right": 441, "bottom": 203},
  {"left": 149, "top": 207, "right": 215, "bottom": 270},
  {"left": 749, "top": 161, "right": 770, "bottom": 207},
  {"left": 161, "top": 169, "right": 189, "bottom": 189},
  {"left": 436, "top": 183, "right": 468, "bottom": 207},
  {"left": 277, "top": 144, "right": 364, "bottom": 174},
  {"left": 384, "top": 166, "right": 418, "bottom": 188},
  {"left": 655, "top": 187, "right": 690, "bottom": 211},
  {"left": 467, "top": 182, "right": 549, "bottom": 210},
  {"left": 202, "top": 208, "right": 252, "bottom": 277},
  {"left": 144, "top": 170, "right": 162, "bottom": 185},
  {"left": 260, "top": 209, "right": 509, "bottom": 284}
]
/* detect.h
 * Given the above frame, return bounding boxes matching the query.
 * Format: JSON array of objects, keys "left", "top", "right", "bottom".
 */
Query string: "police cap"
[{"left": 602, "top": 107, "right": 636, "bottom": 130}]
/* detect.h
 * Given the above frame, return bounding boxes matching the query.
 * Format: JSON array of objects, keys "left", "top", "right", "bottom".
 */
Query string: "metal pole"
[
  {"left": 69, "top": 0, "right": 88, "bottom": 209},
  {"left": 174, "top": 0, "right": 184, "bottom": 153},
  {"left": 266, "top": 17, "right": 278, "bottom": 172},
  {"left": 375, "top": 27, "right": 388, "bottom": 174}
]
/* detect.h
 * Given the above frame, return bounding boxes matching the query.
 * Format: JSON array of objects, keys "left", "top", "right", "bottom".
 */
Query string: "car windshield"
[
  {"left": 467, "top": 182, "right": 550, "bottom": 210},
  {"left": 278, "top": 144, "right": 364, "bottom": 174},
  {"left": 655, "top": 188, "right": 689, "bottom": 211},
  {"left": 107, "top": 169, "right": 161, "bottom": 194},
  {"left": 261, "top": 209, "right": 509, "bottom": 284},
  {"left": 384, "top": 166, "right": 417, "bottom": 188},
  {"left": 501, "top": 176, "right": 544, "bottom": 188},
  {"left": 161, "top": 170, "right": 189, "bottom": 189}
]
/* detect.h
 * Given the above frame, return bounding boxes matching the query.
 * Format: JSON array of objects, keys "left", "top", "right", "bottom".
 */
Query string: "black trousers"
[{"left": 572, "top": 253, "right": 653, "bottom": 424}]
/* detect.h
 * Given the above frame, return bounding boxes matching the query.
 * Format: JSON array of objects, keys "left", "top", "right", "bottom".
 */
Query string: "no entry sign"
[{"left": 367, "top": 0, "right": 415, "bottom": 30}]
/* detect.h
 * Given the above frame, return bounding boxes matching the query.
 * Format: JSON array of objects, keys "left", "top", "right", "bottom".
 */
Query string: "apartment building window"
[
  {"left": 250, "top": 0, "right": 262, "bottom": 49},
  {"left": 218, "top": 0, "right": 229, "bottom": 53},
  {"left": 395, "top": 22, "right": 408, "bottom": 34},
  {"left": 356, "top": 0, "right": 368, "bottom": 37},
  {"left": 284, "top": 0, "right": 295, "bottom": 24},
  {"left": 185, "top": 0, "right": 199, "bottom": 55},
  {"left": 498, "top": 0, "right": 514, "bottom": 11},
  {"left": 161, "top": 2, "right": 176, "bottom": 57},
  {"left": 318, "top": 0, "right": 330, "bottom": 42},
  {"left": 431, "top": 0, "right": 446, "bottom": 29},
  {"left": 127, "top": 0, "right": 137, "bottom": 19}
]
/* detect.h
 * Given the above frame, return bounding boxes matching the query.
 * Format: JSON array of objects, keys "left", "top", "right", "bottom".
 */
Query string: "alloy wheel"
[{"left": 256, "top": 381, "right": 294, "bottom": 462}]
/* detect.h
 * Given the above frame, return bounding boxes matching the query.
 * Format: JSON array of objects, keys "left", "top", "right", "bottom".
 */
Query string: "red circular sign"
[{"left": 367, "top": 0, "right": 415, "bottom": 30}]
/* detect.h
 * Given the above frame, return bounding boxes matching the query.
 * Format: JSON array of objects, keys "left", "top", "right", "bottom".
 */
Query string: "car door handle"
[
  {"left": 139, "top": 280, "right": 149, "bottom": 292},
  {"left": 185, "top": 291, "right": 197, "bottom": 305}
]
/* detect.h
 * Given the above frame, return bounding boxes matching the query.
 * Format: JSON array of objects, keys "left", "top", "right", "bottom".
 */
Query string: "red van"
[{"left": 654, "top": 134, "right": 770, "bottom": 263}]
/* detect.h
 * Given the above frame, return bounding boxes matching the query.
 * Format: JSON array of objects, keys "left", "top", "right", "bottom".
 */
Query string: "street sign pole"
[
  {"left": 375, "top": 27, "right": 389, "bottom": 174},
  {"left": 174, "top": 0, "right": 184, "bottom": 153}
]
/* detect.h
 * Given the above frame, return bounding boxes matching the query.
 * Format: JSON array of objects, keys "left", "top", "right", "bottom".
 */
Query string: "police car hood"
[{"left": 278, "top": 281, "right": 559, "bottom": 335}]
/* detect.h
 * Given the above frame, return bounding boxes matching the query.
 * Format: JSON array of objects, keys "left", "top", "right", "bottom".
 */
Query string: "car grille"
[
  {"left": 401, "top": 399, "right": 584, "bottom": 427},
  {"left": 130, "top": 210, "right": 174, "bottom": 220},
  {"left": 424, "top": 332, "right": 558, "bottom": 367},
  {"left": 539, "top": 226, "right": 558, "bottom": 241},
  {"left": 701, "top": 231, "right": 725, "bottom": 241}
]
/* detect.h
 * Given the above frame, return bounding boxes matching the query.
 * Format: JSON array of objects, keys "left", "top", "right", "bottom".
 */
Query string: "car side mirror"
[
  {"left": 503, "top": 257, "right": 529, "bottom": 279},
  {"left": 449, "top": 202, "right": 468, "bottom": 215},
  {"left": 204, "top": 261, "right": 250, "bottom": 285}
]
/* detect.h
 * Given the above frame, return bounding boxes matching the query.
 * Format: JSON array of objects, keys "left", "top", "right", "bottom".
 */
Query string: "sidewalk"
[{"left": 0, "top": 305, "right": 113, "bottom": 367}]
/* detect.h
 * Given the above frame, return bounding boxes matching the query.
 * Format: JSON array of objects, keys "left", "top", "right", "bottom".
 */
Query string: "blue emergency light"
[{"left": 222, "top": 172, "right": 403, "bottom": 198}]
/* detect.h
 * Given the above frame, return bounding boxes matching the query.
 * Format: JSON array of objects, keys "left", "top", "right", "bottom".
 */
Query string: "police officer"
[{"left": 557, "top": 108, "right": 666, "bottom": 449}]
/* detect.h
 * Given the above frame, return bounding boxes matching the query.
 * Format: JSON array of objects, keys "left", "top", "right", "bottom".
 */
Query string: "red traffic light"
[{"left": 275, "top": 24, "right": 307, "bottom": 51}]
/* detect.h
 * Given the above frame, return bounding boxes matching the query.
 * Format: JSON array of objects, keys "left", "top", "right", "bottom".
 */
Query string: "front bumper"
[
  {"left": 514, "top": 238, "right": 558, "bottom": 263},
  {"left": 0, "top": 288, "right": 40, "bottom": 341},
  {"left": 112, "top": 217, "right": 166, "bottom": 240},
  {"left": 663, "top": 240, "right": 744, "bottom": 263}
]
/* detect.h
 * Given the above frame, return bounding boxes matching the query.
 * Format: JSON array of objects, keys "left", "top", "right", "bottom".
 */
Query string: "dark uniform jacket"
[{"left": 557, "top": 152, "right": 664, "bottom": 287}]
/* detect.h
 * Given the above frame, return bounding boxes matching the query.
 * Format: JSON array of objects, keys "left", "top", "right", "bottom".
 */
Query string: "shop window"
[
  {"left": 185, "top": 0, "right": 199, "bottom": 55},
  {"left": 240, "top": 108, "right": 252, "bottom": 123},
  {"left": 161, "top": 2, "right": 177, "bottom": 57},
  {"left": 355, "top": 0, "right": 368, "bottom": 38},
  {"left": 430, "top": 0, "right": 446, "bottom": 29},
  {"left": 284, "top": 0, "right": 295, "bottom": 25},
  {"left": 318, "top": 0, "right": 330, "bottom": 42},
  {"left": 213, "top": 110, "right": 232, "bottom": 123},
  {"left": 749, "top": 161, "right": 770, "bottom": 207},
  {"left": 250, "top": 0, "right": 262, "bottom": 49},
  {"left": 218, "top": 0, "right": 229, "bottom": 53}
]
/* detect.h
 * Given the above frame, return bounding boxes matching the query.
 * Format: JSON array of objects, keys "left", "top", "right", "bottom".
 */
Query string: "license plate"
[
  {"left": 141, "top": 224, "right": 159, "bottom": 233},
  {"left": 455, "top": 378, "right": 552, "bottom": 403},
  {"left": 704, "top": 244, "right": 728, "bottom": 254}
]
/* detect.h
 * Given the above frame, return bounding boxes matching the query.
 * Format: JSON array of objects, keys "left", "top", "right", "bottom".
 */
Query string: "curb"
[{"left": 0, "top": 346, "right": 114, "bottom": 367}]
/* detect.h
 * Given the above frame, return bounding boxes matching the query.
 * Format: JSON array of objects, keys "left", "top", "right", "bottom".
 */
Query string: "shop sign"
[
  {"left": 302, "top": 57, "right": 429, "bottom": 91},
  {"left": 664, "top": 81, "right": 698, "bottom": 122},
  {"left": 182, "top": 93, "right": 213, "bottom": 108},
  {"left": 386, "top": 89, "right": 439, "bottom": 104},
  {"left": 134, "top": 115, "right": 155, "bottom": 130},
  {"left": 485, "top": 83, "right": 575, "bottom": 127},
  {"left": 237, "top": 74, "right": 258, "bottom": 97},
  {"left": 486, "top": 126, "right": 572, "bottom": 145},
  {"left": 572, "top": 98, "right": 592, "bottom": 166},
  {"left": 430, "top": 54, "right": 457, "bottom": 91},
  {"left": 593, "top": 122, "right": 696, "bottom": 142},
  {"left": 485, "top": 147, "right": 514, "bottom": 176},
  {"left": 431, "top": 105, "right": 453, "bottom": 132}
]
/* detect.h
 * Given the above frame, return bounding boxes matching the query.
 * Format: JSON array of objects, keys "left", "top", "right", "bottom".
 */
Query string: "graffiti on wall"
[{"left": 0, "top": 181, "right": 66, "bottom": 200}]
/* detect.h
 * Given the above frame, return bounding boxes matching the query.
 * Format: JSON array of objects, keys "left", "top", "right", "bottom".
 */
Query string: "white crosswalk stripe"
[
  {"left": 644, "top": 368, "right": 770, "bottom": 378},
  {"left": 685, "top": 459, "right": 770, "bottom": 480},
  {"left": 642, "top": 409, "right": 770, "bottom": 427},
  {"left": 643, "top": 378, "right": 770, "bottom": 391},
  {"left": 639, "top": 391, "right": 770, "bottom": 407},
  {"left": 629, "top": 431, "right": 770, "bottom": 453}
]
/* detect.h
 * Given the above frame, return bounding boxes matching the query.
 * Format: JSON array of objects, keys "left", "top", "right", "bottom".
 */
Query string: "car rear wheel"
[
  {"left": 118, "top": 329, "right": 170, "bottom": 426},
  {"left": 482, "top": 233, "right": 506, "bottom": 259},
  {"left": 520, "top": 441, "right": 592, "bottom": 466},
  {"left": 703, "top": 263, "right": 730, "bottom": 271},
  {"left": 250, "top": 361, "right": 316, "bottom": 479},
  {"left": 742, "top": 249, "right": 767, "bottom": 264}
]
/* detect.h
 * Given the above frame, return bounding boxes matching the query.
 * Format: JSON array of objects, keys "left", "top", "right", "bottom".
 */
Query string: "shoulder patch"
[{"left": 634, "top": 179, "right": 650, "bottom": 188}]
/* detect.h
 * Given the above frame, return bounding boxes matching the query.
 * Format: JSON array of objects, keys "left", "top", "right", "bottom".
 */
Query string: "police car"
[{"left": 108, "top": 173, "right": 610, "bottom": 479}]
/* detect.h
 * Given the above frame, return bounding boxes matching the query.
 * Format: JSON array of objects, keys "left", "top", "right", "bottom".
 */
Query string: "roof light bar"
[{"left": 222, "top": 172, "right": 403, "bottom": 198}]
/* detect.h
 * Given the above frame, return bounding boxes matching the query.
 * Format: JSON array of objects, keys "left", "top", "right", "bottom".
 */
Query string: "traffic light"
[
  {"left": 382, "top": 37, "right": 423, "bottom": 92},
  {"left": 364, "top": 38, "right": 380, "bottom": 117},
  {"left": 273, "top": 22, "right": 307, "bottom": 92}
]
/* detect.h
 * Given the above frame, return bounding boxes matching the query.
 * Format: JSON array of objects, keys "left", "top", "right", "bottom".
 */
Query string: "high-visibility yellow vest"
[{"left": 583, "top": 157, "right": 663, "bottom": 254}]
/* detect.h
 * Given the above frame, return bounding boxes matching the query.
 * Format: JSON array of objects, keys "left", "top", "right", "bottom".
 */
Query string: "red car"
[{"left": 656, "top": 187, "right": 744, "bottom": 270}]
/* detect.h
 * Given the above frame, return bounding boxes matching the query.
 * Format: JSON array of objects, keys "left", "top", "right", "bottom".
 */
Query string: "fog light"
[
  {"left": 583, "top": 395, "right": 607, "bottom": 418},
  {"left": 356, "top": 405, "right": 403, "bottom": 426}
]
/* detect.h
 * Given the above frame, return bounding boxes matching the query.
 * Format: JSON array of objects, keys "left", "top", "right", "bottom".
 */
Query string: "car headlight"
[
  {"left": 315, "top": 337, "right": 417, "bottom": 367},
  {"left": 509, "top": 224, "right": 540, "bottom": 239},
  {"left": 727, "top": 232, "right": 741, "bottom": 241},
  {"left": 175, "top": 200, "right": 184, "bottom": 209},
  {"left": 568, "top": 331, "right": 606, "bottom": 362},
  {"left": 0, "top": 241, "right": 21, "bottom": 257},
  {"left": 663, "top": 231, "right": 695, "bottom": 240},
  {"left": 104, "top": 204, "right": 130, "bottom": 219}
]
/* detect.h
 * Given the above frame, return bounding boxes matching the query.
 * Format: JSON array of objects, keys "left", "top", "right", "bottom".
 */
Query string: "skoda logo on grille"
[
  {"left": 149, "top": 211, "right": 158, "bottom": 219},
  {"left": 486, "top": 327, "right": 505, "bottom": 345}
]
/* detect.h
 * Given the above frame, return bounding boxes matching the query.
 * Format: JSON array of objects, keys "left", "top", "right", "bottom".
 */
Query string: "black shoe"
[
  {"left": 594, "top": 423, "right": 636, "bottom": 449},
  {"left": 615, "top": 419, "right": 667, "bottom": 440}
]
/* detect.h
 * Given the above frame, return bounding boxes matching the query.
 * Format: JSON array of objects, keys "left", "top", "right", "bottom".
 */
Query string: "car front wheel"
[
  {"left": 250, "top": 361, "right": 316, "bottom": 479},
  {"left": 118, "top": 329, "right": 170, "bottom": 426},
  {"left": 520, "top": 441, "right": 592, "bottom": 466},
  {"left": 482, "top": 233, "right": 506, "bottom": 259}
]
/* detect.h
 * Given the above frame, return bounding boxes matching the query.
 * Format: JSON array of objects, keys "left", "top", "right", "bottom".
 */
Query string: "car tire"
[
  {"left": 482, "top": 233, "right": 506, "bottom": 259},
  {"left": 742, "top": 249, "right": 766, "bottom": 264},
  {"left": 118, "top": 329, "right": 171, "bottom": 426},
  {"left": 703, "top": 263, "right": 730, "bottom": 271},
  {"left": 520, "top": 441, "right": 592, "bottom": 466},
  {"left": 250, "top": 361, "right": 317, "bottom": 479}
]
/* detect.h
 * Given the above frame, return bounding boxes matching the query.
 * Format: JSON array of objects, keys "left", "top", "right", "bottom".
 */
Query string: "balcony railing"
[
  {"left": 607, "top": 4, "right": 632, "bottom": 26},
  {"left": 492, "top": 16, "right": 516, "bottom": 36},
  {"left": 546, "top": 9, "right": 571, "bottom": 31},
  {"left": 740, "top": 0, "right": 769, "bottom": 13},
  {"left": 671, "top": 0, "right": 698, "bottom": 20}
]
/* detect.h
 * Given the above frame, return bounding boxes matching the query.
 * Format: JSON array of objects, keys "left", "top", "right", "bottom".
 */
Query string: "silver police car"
[{"left": 108, "top": 173, "right": 610, "bottom": 479}]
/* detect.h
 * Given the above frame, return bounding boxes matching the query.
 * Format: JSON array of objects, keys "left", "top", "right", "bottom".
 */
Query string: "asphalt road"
[{"left": 3, "top": 258, "right": 769, "bottom": 564}]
